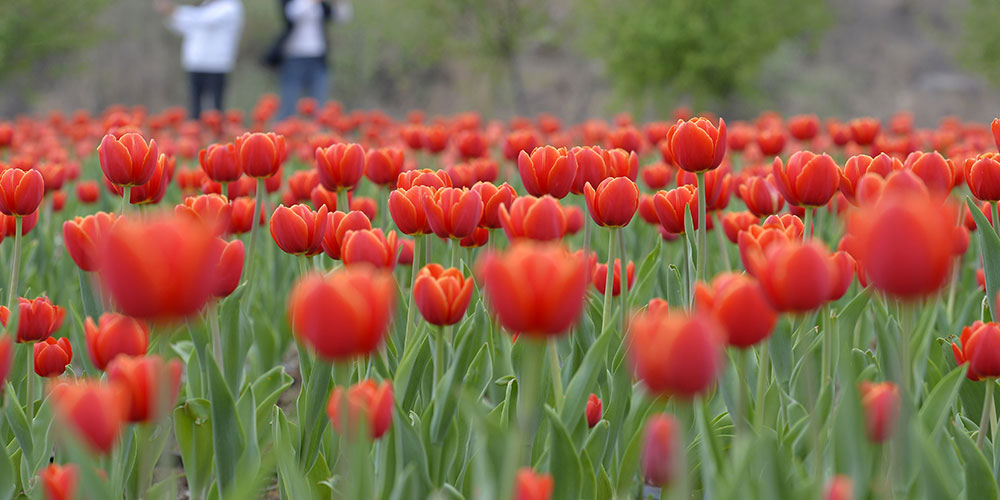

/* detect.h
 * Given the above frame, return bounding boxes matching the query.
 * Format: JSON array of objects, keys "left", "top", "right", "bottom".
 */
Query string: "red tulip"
[
  {"left": 63, "top": 212, "right": 118, "bottom": 272},
  {"left": 0, "top": 167, "right": 43, "bottom": 216},
  {"left": 84, "top": 313, "right": 149, "bottom": 371},
  {"left": 514, "top": 468, "right": 554, "bottom": 500},
  {"left": 839, "top": 153, "right": 903, "bottom": 203},
  {"left": 637, "top": 194, "right": 659, "bottom": 225},
  {"left": 828, "top": 250, "right": 856, "bottom": 301},
  {"left": 641, "top": 162, "right": 673, "bottom": 190},
  {"left": 396, "top": 238, "right": 415, "bottom": 265},
  {"left": 49, "top": 380, "right": 127, "bottom": 454},
  {"left": 652, "top": 185, "right": 699, "bottom": 234},
  {"left": 270, "top": 204, "right": 329, "bottom": 256},
  {"left": 628, "top": 308, "right": 724, "bottom": 398},
  {"left": 748, "top": 240, "right": 837, "bottom": 312},
  {"left": 16, "top": 296, "right": 65, "bottom": 343},
  {"left": 198, "top": 142, "right": 242, "bottom": 183},
  {"left": 738, "top": 175, "right": 784, "bottom": 217},
  {"left": 824, "top": 475, "right": 855, "bottom": 500},
  {"left": 341, "top": 228, "right": 398, "bottom": 270},
  {"left": 0, "top": 336, "right": 11, "bottom": 387},
  {"left": 953, "top": 321, "right": 1000, "bottom": 381},
  {"left": 663, "top": 117, "right": 727, "bottom": 173},
  {"left": 585, "top": 393, "right": 602, "bottom": 428},
  {"left": 503, "top": 130, "right": 540, "bottom": 161},
  {"left": 107, "top": 355, "right": 183, "bottom": 422},
  {"left": 286, "top": 169, "right": 319, "bottom": 202},
  {"left": 76, "top": 181, "right": 100, "bottom": 204},
  {"left": 40, "top": 463, "right": 78, "bottom": 500},
  {"left": 422, "top": 125, "right": 450, "bottom": 153},
  {"left": 322, "top": 210, "right": 372, "bottom": 260},
  {"left": 235, "top": 132, "right": 285, "bottom": 178},
  {"left": 229, "top": 197, "right": 265, "bottom": 234},
  {"left": 498, "top": 195, "right": 567, "bottom": 242},
  {"left": 720, "top": 211, "right": 758, "bottom": 244},
  {"left": 478, "top": 242, "right": 587, "bottom": 337},
  {"left": 388, "top": 186, "right": 433, "bottom": 235},
  {"left": 859, "top": 381, "right": 900, "bottom": 443},
  {"left": 518, "top": 146, "right": 574, "bottom": 199},
  {"left": 584, "top": 177, "right": 639, "bottom": 227},
  {"left": 849, "top": 118, "right": 880, "bottom": 146},
  {"left": 460, "top": 227, "right": 490, "bottom": 248},
  {"left": 98, "top": 214, "right": 221, "bottom": 321},
  {"left": 423, "top": 187, "right": 484, "bottom": 240},
  {"left": 413, "top": 264, "right": 475, "bottom": 326},
  {"left": 846, "top": 194, "right": 960, "bottom": 299},
  {"left": 316, "top": 143, "right": 365, "bottom": 192},
  {"left": 327, "top": 379, "right": 394, "bottom": 439},
  {"left": 397, "top": 168, "right": 452, "bottom": 190},
  {"left": 36, "top": 162, "right": 66, "bottom": 193},
  {"left": 33, "top": 337, "right": 72, "bottom": 377},
  {"left": 965, "top": 153, "right": 1000, "bottom": 202},
  {"left": 288, "top": 267, "right": 396, "bottom": 360},
  {"left": 694, "top": 273, "right": 776, "bottom": 348},
  {"left": 992, "top": 118, "right": 1000, "bottom": 152},
  {"left": 97, "top": 132, "right": 159, "bottom": 186},
  {"left": 772, "top": 151, "right": 839, "bottom": 207},
  {"left": 904, "top": 151, "right": 954, "bottom": 195},
  {"left": 212, "top": 238, "right": 244, "bottom": 298},
  {"left": 755, "top": 127, "right": 786, "bottom": 156},
  {"left": 176, "top": 194, "right": 232, "bottom": 236},
  {"left": 592, "top": 259, "right": 634, "bottom": 296},
  {"left": 676, "top": 166, "right": 731, "bottom": 211},
  {"left": 569, "top": 146, "right": 639, "bottom": 194},
  {"left": 309, "top": 184, "right": 339, "bottom": 212},
  {"left": 472, "top": 181, "right": 517, "bottom": 229},
  {"left": 365, "top": 147, "right": 405, "bottom": 186},
  {"left": 641, "top": 414, "right": 680, "bottom": 487},
  {"left": 349, "top": 195, "right": 378, "bottom": 221},
  {"left": 788, "top": 114, "right": 820, "bottom": 141},
  {"left": 0, "top": 211, "right": 37, "bottom": 237}
]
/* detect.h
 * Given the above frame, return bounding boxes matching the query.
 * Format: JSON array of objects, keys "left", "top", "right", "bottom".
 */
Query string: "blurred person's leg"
[
  {"left": 278, "top": 58, "right": 306, "bottom": 120},
  {"left": 307, "top": 57, "right": 328, "bottom": 105},
  {"left": 207, "top": 73, "right": 227, "bottom": 112},
  {"left": 189, "top": 72, "right": 205, "bottom": 119}
]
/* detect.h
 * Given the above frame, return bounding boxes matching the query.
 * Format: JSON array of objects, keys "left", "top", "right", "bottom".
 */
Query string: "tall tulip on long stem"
[{"left": 695, "top": 172, "right": 707, "bottom": 282}]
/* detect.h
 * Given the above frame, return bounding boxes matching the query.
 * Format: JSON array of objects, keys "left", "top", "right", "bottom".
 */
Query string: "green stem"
[
  {"left": 618, "top": 226, "right": 628, "bottom": 333},
  {"left": 120, "top": 186, "right": 131, "bottom": 214},
  {"left": 24, "top": 346, "right": 34, "bottom": 419},
  {"left": 433, "top": 325, "right": 444, "bottom": 387},
  {"left": 992, "top": 201, "right": 999, "bottom": 238},
  {"left": 978, "top": 380, "right": 995, "bottom": 449},
  {"left": 684, "top": 237, "right": 693, "bottom": 311},
  {"left": 403, "top": 235, "right": 424, "bottom": 354},
  {"left": 714, "top": 215, "right": 731, "bottom": 272},
  {"left": 600, "top": 228, "right": 617, "bottom": 335},
  {"left": 754, "top": 342, "right": 770, "bottom": 429},
  {"left": 736, "top": 348, "right": 748, "bottom": 437},
  {"left": 802, "top": 207, "right": 812, "bottom": 242},
  {"left": 517, "top": 338, "right": 546, "bottom": 462},
  {"left": 6, "top": 216, "right": 21, "bottom": 314},
  {"left": 450, "top": 239, "right": 458, "bottom": 268},
  {"left": 695, "top": 172, "right": 707, "bottom": 283},
  {"left": 222, "top": 182, "right": 229, "bottom": 201},
  {"left": 208, "top": 304, "right": 222, "bottom": 368},
  {"left": 244, "top": 178, "right": 265, "bottom": 294},
  {"left": 821, "top": 306, "right": 831, "bottom": 386},
  {"left": 338, "top": 189, "right": 349, "bottom": 214},
  {"left": 547, "top": 337, "right": 564, "bottom": 412}
]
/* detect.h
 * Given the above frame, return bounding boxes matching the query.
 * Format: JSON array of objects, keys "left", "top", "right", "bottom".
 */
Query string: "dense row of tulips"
[{"left": 1, "top": 99, "right": 1000, "bottom": 499}]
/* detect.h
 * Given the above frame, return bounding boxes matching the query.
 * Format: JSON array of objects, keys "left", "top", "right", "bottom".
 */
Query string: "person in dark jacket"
[{"left": 271, "top": 0, "right": 352, "bottom": 120}]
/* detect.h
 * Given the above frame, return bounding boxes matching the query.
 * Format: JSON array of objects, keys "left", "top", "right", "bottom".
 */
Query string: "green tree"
[
  {"left": 960, "top": 0, "right": 1000, "bottom": 87},
  {"left": 0, "top": 0, "right": 110, "bottom": 83},
  {"left": 578, "top": 0, "right": 829, "bottom": 110}
]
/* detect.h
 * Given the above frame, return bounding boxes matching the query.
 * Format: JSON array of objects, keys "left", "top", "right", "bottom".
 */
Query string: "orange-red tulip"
[
  {"left": 585, "top": 393, "right": 602, "bottom": 428},
  {"left": 413, "top": 264, "right": 475, "bottom": 326},
  {"left": 49, "top": 380, "right": 127, "bottom": 454},
  {"left": 286, "top": 169, "right": 319, "bottom": 202},
  {"left": 235, "top": 132, "right": 285, "bottom": 178},
  {"left": 859, "top": 381, "right": 899, "bottom": 443},
  {"left": 904, "top": 151, "right": 954, "bottom": 195},
  {"left": 498, "top": 195, "right": 567, "bottom": 242},
  {"left": 0, "top": 336, "right": 11, "bottom": 387},
  {"left": 212, "top": 238, "right": 244, "bottom": 298},
  {"left": 198, "top": 142, "right": 242, "bottom": 183},
  {"left": 322, "top": 210, "right": 372, "bottom": 260},
  {"left": 629, "top": 308, "right": 723, "bottom": 398},
  {"left": 720, "top": 211, "right": 758, "bottom": 244},
  {"left": 755, "top": 127, "right": 786, "bottom": 156},
  {"left": 641, "top": 414, "right": 680, "bottom": 487},
  {"left": 514, "top": 468, "right": 554, "bottom": 500},
  {"left": 288, "top": 267, "right": 396, "bottom": 360},
  {"left": 677, "top": 166, "right": 731, "bottom": 211},
  {"left": 423, "top": 187, "right": 483, "bottom": 240},
  {"left": 694, "top": 273, "right": 776, "bottom": 348},
  {"left": 397, "top": 168, "right": 451, "bottom": 190},
  {"left": 473, "top": 181, "right": 517, "bottom": 229},
  {"left": 824, "top": 475, "right": 855, "bottom": 500},
  {"left": 33, "top": 337, "right": 72, "bottom": 377},
  {"left": 839, "top": 153, "right": 903, "bottom": 203},
  {"left": 107, "top": 355, "right": 183, "bottom": 422},
  {"left": 327, "top": 379, "right": 394, "bottom": 439},
  {"left": 503, "top": 130, "right": 540, "bottom": 161},
  {"left": 952, "top": 321, "right": 1000, "bottom": 381},
  {"left": 316, "top": 143, "right": 365, "bottom": 192},
  {"left": 270, "top": 204, "right": 329, "bottom": 256},
  {"left": 518, "top": 146, "right": 574, "bottom": 199},
  {"left": 388, "top": 185, "right": 433, "bottom": 235},
  {"left": 652, "top": 185, "right": 699, "bottom": 234},
  {"left": 592, "top": 259, "right": 634, "bottom": 296},
  {"left": 788, "top": 114, "right": 820, "bottom": 141},
  {"left": 176, "top": 194, "right": 232, "bottom": 236},
  {"left": 229, "top": 197, "right": 265, "bottom": 234},
  {"left": 76, "top": 180, "right": 99, "bottom": 204},
  {"left": 63, "top": 212, "right": 118, "bottom": 272},
  {"left": 584, "top": 177, "right": 639, "bottom": 227},
  {"left": 849, "top": 118, "right": 880, "bottom": 146},
  {"left": 772, "top": 151, "right": 839, "bottom": 207},
  {"left": 40, "top": 463, "right": 78, "bottom": 500},
  {"left": 663, "top": 117, "right": 727, "bottom": 173},
  {"left": 479, "top": 242, "right": 587, "bottom": 337},
  {"left": 0, "top": 167, "right": 43, "bottom": 216},
  {"left": 97, "top": 132, "right": 158, "bottom": 186},
  {"left": 641, "top": 162, "right": 673, "bottom": 190},
  {"left": 341, "top": 228, "right": 398, "bottom": 270},
  {"left": 84, "top": 313, "right": 149, "bottom": 371},
  {"left": 98, "top": 214, "right": 221, "bottom": 321},
  {"left": 365, "top": 147, "right": 405, "bottom": 186},
  {"left": 748, "top": 240, "right": 838, "bottom": 312},
  {"left": 965, "top": 153, "right": 1000, "bottom": 202},
  {"left": 738, "top": 175, "right": 784, "bottom": 217},
  {"left": 16, "top": 296, "right": 65, "bottom": 343}
]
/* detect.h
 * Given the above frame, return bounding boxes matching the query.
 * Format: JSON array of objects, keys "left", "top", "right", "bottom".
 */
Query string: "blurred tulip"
[
  {"left": 641, "top": 414, "right": 680, "bottom": 487},
  {"left": 695, "top": 273, "right": 776, "bottom": 348},
  {"left": 212, "top": 238, "right": 244, "bottom": 298},
  {"left": 84, "top": 313, "right": 149, "bottom": 371},
  {"left": 270, "top": 204, "right": 329, "bottom": 256},
  {"left": 365, "top": 147, "right": 405, "bottom": 186},
  {"left": 288, "top": 267, "right": 396, "bottom": 360},
  {"left": 229, "top": 197, "right": 264, "bottom": 234},
  {"left": 76, "top": 180, "right": 100, "bottom": 204},
  {"left": 755, "top": 127, "right": 786, "bottom": 156},
  {"left": 586, "top": 393, "right": 602, "bottom": 428},
  {"left": 235, "top": 132, "right": 285, "bottom": 178},
  {"left": 286, "top": 169, "right": 319, "bottom": 202},
  {"left": 839, "top": 153, "right": 902, "bottom": 203},
  {"left": 97, "top": 132, "right": 158, "bottom": 186},
  {"left": 349, "top": 195, "right": 378, "bottom": 221},
  {"left": 479, "top": 242, "right": 587, "bottom": 337},
  {"left": 849, "top": 118, "right": 880, "bottom": 145},
  {"left": 40, "top": 463, "right": 78, "bottom": 500},
  {"left": 503, "top": 130, "right": 540, "bottom": 161},
  {"left": 739, "top": 175, "right": 784, "bottom": 217},
  {"left": 677, "top": 166, "right": 731, "bottom": 211},
  {"left": 664, "top": 117, "right": 727, "bottom": 173},
  {"left": 176, "top": 194, "right": 232, "bottom": 236},
  {"left": 824, "top": 475, "right": 854, "bottom": 500},
  {"left": 629, "top": 308, "right": 723, "bottom": 398},
  {"left": 904, "top": 151, "right": 954, "bottom": 195},
  {"left": 327, "top": 379, "right": 394, "bottom": 439},
  {"left": 316, "top": 143, "right": 365, "bottom": 192},
  {"left": 198, "top": 142, "right": 242, "bottom": 183},
  {"left": 49, "top": 380, "right": 127, "bottom": 454},
  {"left": 423, "top": 187, "right": 483, "bottom": 240},
  {"left": 473, "top": 181, "right": 517, "bottom": 229},
  {"left": 641, "top": 162, "right": 673, "bottom": 190},
  {"left": 0, "top": 167, "right": 43, "bottom": 216},
  {"left": 33, "top": 337, "right": 72, "bottom": 377},
  {"left": 584, "top": 177, "right": 639, "bottom": 227},
  {"left": 772, "top": 151, "right": 839, "bottom": 207},
  {"left": 0, "top": 336, "right": 11, "bottom": 387},
  {"left": 63, "top": 212, "right": 118, "bottom": 272},
  {"left": 413, "top": 264, "right": 474, "bottom": 326},
  {"left": 341, "top": 228, "right": 398, "bottom": 269},
  {"left": 859, "top": 381, "right": 900, "bottom": 443},
  {"left": 748, "top": 240, "right": 837, "bottom": 312},
  {"left": 993, "top": 118, "right": 1000, "bottom": 152},
  {"left": 498, "top": 195, "right": 567, "bottom": 242},
  {"left": 514, "top": 468, "right": 553, "bottom": 500},
  {"left": 720, "top": 211, "right": 758, "bottom": 244},
  {"left": 98, "top": 214, "right": 221, "bottom": 321},
  {"left": 518, "top": 146, "right": 574, "bottom": 199},
  {"left": 592, "top": 259, "right": 634, "bottom": 296},
  {"left": 788, "top": 114, "right": 820, "bottom": 141},
  {"left": 107, "top": 355, "right": 183, "bottom": 422},
  {"left": 397, "top": 168, "right": 451, "bottom": 190}
]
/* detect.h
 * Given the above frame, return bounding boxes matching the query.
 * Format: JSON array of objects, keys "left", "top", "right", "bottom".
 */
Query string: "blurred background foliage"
[{"left": 1, "top": 0, "right": 998, "bottom": 123}]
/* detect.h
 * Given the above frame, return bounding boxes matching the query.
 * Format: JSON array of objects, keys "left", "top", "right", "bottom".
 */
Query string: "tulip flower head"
[
  {"left": 235, "top": 132, "right": 286, "bottom": 179},
  {"left": 663, "top": 117, "right": 727, "bottom": 173},
  {"left": 40, "top": 464, "right": 78, "bottom": 500},
  {"left": 49, "top": 380, "right": 127, "bottom": 454},
  {"left": 84, "top": 313, "right": 149, "bottom": 371},
  {"left": 518, "top": 146, "right": 574, "bottom": 199},
  {"left": 33, "top": 337, "right": 72, "bottom": 377},
  {"left": 859, "top": 381, "right": 900, "bottom": 443},
  {"left": 422, "top": 187, "right": 484, "bottom": 240},
  {"left": 628, "top": 308, "right": 724, "bottom": 398},
  {"left": 97, "top": 132, "right": 159, "bottom": 186},
  {"left": 641, "top": 414, "right": 681, "bottom": 487},
  {"left": 498, "top": 195, "right": 568, "bottom": 242},
  {"left": 584, "top": 176, "right": 639, "bottom": 227},
  {"left": 270, "top": 204, "right": 329, "bottom": 256},
  {"left": 694, "top": 273, "right": 777, "bottom": 348},
  {"left": 952, "top": 321, "right": 1000, "bottom": 381},
  {"left": 413, "top": 264, "right": 475, "bottom": 326},
  {"left": 107, "top": 354, "right": 183, "bottom": 422},
  {"left": 63, "top": 212, "right": 118, "bottom": 272},
  {"left": 772, "top": 151, "right": 839, "bottom": 207},
  {"left": 326, "top": 379, "right": 394, "bottom": 439},
  {"left": 514, "top": 468, "right": 554, "bottom": 500},
  {"left": 316, "top": 142, "right": 365, "bottom": 192},
  {"left": 586, "top": 393, "right": 602, "bottom": 428},
  {"left": 0, "top": 167, "right": 44, "bottom": 216}
]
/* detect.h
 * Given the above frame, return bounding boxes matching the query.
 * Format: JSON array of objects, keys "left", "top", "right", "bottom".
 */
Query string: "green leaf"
[
  {"left": 431, "top": 316, "right": 480, "bottom": 443},
  {"left": 546, "top": 406, "right": 583, "bottom": 500},
  {"left": 560, "top": 328, "right": 613, "bottom": 429},
  {"left": 272, "top": 407, "right": 316, "bottom": 500},
  {"left": 666, "top": 265, "right": 683, "bottom": 309},
  {"left": 628, "top": 242, "right": 661, "bottom": 309},
  {"left": 0, "top": 437, "right": 14, "bottom": 500},
  {"left": 174, "top": 399, "right": 214, "bottom": 500},
  {"left": 3, "top": 383, "right": 31, "bottom": 463},
  {"left": 206, "top": 352, "right": 246, "bottom": 495},
  {"left": 953, "top": 422, "right": 1000, "bottom": 500},
  {"left": 919, "top": 364, "right": 967, "bottom": 437},
  {"left": 968, "top": 197, "right": 1000, "bottom": 319}
]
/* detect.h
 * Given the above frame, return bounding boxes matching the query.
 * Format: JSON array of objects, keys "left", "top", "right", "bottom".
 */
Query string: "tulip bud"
[
  {"left": 592, "top": 259, "right": 634, "bottom": 297},
  {"left": 316, "top": 143, "right": 365, "bottom": 192},
  {"left": 423, "top": 187, "right": 484, "bottom": 239},
  {"left": 198, "top": 142, "right": 242, "bottom": 183},
  {"left": 859, "top": 381, "right": 900, "bottom": 443},
  {"left": 107, "top": 355, "right": 183, "bottom": 422},
  {"left": 641, "top": 414, "right": 681, "bottom": 487},
  {"left": 0, "top": 167, "right": 44, "bottom": 216},
  {"left": 585, "top": 393, "right": 602, "bottom": 428},
  {"left": 472, "top": 181, "right": 517, "bottom": 229},
  {"left": 824, "top": 475, "right": 854, "bottom": 500},
  {"left": 584, "top": 177, "right": 639, "bottom": 227},
  {"left": 212, "top": 238, "right": 245, "bottom": 298},
  {"left": 514, "top": 468, "right": 554, "bottom": 500},
  {"left": 16, "top": 296, "right": 65, "bottom": 343},
  {"left": 97, "top": 132, "right": 159, "bottom": 187},
  {"left": 518, "top": 146, "right": 574, "bottom": 199},
  {"left": 235, "top": 132, "right": 286, "bottom": 179},
  {"left": 40, "top": 463, "right": 78, "bottom": 500},
  {"left": 664, "top": 117, "right": 727, "bottom": 173},
  {"left": 326, "top": 379, "right": 394, "bottom": 439},
  {"left": 33, "top": 337, "right": 72, "bottom": 377},
  {"left": 270, "top": 204, "right": 329, "bottom": 256},
  {"left": 413, "top": 264, "right": 475, "bottom": 326},
  {"left": 772, "top": 151, "right": 839, "bottom": 207}
]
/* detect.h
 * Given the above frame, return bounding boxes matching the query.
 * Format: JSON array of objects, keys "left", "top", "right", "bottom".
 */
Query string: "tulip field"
[{"left": 1, "top": 100, "right": 1000, "bottom": 500}]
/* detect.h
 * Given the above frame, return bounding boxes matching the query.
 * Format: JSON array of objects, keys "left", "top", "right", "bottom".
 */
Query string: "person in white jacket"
[{"left": 155, "top": 0, "right": 244, "bottom": 119}]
